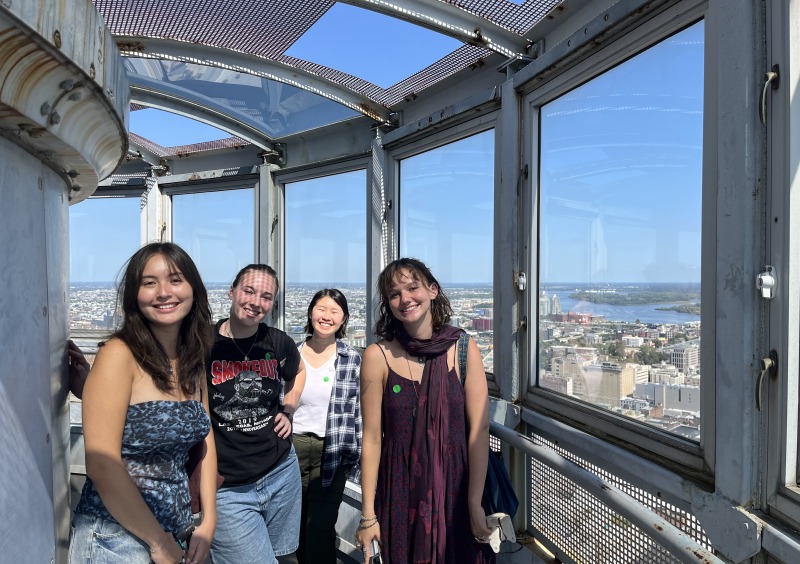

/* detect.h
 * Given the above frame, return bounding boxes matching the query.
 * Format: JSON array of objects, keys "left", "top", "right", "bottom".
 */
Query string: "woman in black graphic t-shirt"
[{"left": 207, "top": 264, "right": 306, "bottom": 564}]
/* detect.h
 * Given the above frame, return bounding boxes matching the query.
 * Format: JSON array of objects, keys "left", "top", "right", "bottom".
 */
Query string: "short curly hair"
[{"left": 374, "top": 258, "right": 452, "bottom": 340}]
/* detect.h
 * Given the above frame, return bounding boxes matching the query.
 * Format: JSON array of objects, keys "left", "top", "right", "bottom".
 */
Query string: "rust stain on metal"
[{"left": 116, "top": 41, "right": 145, "bottom": 53}]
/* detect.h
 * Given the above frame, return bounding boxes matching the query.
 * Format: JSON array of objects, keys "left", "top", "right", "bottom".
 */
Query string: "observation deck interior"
[{"left": 2, "top": 0, "right": 800, "bottom": 562}]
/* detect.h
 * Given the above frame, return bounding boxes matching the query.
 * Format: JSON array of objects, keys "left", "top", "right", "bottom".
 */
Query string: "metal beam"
[
  {"left": 114, "top": 36, "right": 391, "bottom": 123},
  {"left": 341, "top": 0, "right": 529, "bottom": 58},
  {"left": 129, "top": 74, "right": 276, "bottom": 150},
  {"left": 127, "top": 138, "right": 163, "bottom": 166}
]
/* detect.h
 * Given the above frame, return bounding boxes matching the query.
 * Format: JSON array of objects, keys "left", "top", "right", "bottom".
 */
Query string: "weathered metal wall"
[
  {"left": 0, "top": 137, "right": 69, "bottom": 562},
  {"left": 0, "top": 1, "right": 127, "bottom": 561}
]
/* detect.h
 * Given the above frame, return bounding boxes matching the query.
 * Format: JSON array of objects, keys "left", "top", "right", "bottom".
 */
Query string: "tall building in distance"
[
  {"left": 540, "top": 289, "right": 562, "bottom": 317},
  {"left": 540, "top": 290, "right": 551, "bottom": 317},
  {"left": 668, "top": 341, "right": 700, "bottom": 373},
  {"left": 551, "top": 293, "right": 562, "bottom": 315}
]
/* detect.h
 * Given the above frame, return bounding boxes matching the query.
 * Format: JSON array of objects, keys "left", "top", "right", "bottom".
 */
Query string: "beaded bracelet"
[
  {"left": 359, "top": 515, "right": 378, "bottom": 523},
  {"left": 357, "top": 520, "right": 378, "bottom": 531}
]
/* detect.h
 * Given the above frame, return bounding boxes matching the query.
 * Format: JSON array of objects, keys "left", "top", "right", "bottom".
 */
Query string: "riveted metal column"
[{"left": 0, "top": 2, "right": 127, "bottom": 561}]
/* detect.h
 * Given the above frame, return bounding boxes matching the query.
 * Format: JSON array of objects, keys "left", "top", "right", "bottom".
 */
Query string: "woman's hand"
[
  {"left": 468, "top": 502, "right": 493, "bottom": 542},
  {"left": 273, "top": 410, "right": 292, "bottom": 438},
  {"left": 355, "top": 521, "right": 381, "bottom": 564},
  {"left": 183, "top": 521, "right": 213, "bottom": 564},
  {"left": 149, "top": 531, "right": 184, "bottom": 564},
  {"left": 67, "top": 339, "right": 90, "bottom": 399}
]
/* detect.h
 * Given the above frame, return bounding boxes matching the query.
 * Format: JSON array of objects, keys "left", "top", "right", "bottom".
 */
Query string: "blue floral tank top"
[{"left": 74, "top": 400, "right": 209, "bottom": 535}]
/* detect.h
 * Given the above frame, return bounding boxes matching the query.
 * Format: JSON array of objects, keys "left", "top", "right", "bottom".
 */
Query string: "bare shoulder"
[
  {"left": 93, "top": 337, "right": 134, "bottom": 366},
  {"left": 362, "top": 341, "right": 389, "bottom": 379},
  {"left": 363, "top": 340, "right": 387, "bottom": 359}
]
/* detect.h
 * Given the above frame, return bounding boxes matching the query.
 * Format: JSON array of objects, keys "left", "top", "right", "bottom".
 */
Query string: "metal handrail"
[{"left": 490, "top": 422, "right": 722, "bottom": 564}]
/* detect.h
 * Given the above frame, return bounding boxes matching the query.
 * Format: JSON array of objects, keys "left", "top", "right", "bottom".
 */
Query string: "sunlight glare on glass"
[
  {"left": 130, "top": 107, "right": 231, "bottom": 147},
  {"left": 285, "top": 3, "right": 462, "bottom": 88}
]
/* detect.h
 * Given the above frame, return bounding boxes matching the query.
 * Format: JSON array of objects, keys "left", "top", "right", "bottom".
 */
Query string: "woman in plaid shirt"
[{"left": 293, "top": 289, "right": 362, "bottom": 563}]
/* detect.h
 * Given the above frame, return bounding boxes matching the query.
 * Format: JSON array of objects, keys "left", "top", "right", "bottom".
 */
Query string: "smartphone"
[{"left": 369, "top": 539, "right": 382, "bottom": 564}]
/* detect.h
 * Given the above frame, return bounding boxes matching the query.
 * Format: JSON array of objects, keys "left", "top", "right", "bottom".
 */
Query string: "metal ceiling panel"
[{"left": 93, "top": 0, "right": 564, "bottom": 119}]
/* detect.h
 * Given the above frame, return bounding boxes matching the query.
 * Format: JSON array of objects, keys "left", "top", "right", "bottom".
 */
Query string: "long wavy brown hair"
[
  {"left": 374, "top": 258, "right": 452, "bottom": 340},
  {"left": 112, "top": 242, "right": 212, "bottom": 395}
]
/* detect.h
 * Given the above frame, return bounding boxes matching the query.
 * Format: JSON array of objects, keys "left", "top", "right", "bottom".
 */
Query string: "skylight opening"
[{"left": 285, "top": 3, "right": 462, "bottom": 89}]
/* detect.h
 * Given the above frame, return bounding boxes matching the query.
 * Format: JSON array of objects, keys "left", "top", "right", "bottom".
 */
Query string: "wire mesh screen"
[
  {"left": 529, "top": 432, "right": 711, "bottom": 564},
  {"left": 490, "top": 434, "right": 502, "bottom": 453}
]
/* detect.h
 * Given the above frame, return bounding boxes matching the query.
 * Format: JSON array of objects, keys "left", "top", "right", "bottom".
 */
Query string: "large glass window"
[
  {"left": 172, "top": 188, "right": 255, "bottom": 321},
  {"left": 399, "top": 129, "right": 495, "bottom": 374},
  {"left": 537, "top": 22, "right": 704, "bottom": 439},
  {"left": 69, "top": 197, "right": 141, "bottom": 330},
  {"left": 284, "top": 170, "right": 367, "bottom": 346}
]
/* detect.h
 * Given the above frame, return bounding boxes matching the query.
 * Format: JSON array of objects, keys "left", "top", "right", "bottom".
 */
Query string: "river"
[{"left": 555, "top": 295, "right": 701, "bottom": 325}]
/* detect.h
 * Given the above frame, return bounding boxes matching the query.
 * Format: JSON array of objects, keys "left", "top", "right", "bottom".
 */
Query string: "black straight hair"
[{"left": 304, "top": 288, "right": 350, "bottom": 339}]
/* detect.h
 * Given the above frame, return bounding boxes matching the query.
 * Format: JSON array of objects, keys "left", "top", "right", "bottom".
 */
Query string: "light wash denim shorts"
[
  {"left": 69, "top": 513, "right": 151, "bottom": 564},
  {"left": 211, "top": 444, "right": 302, "bottom": 564}
]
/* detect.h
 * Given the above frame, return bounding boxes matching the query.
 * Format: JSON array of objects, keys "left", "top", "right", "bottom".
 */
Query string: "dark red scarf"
[{"left": 395, "top": 324, "right": 462, "bottom": 563}]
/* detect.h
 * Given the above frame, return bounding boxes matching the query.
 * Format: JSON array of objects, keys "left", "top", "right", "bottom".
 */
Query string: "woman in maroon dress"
[{"left": 357, "top": 258, "right": 495, "bottom": 563}]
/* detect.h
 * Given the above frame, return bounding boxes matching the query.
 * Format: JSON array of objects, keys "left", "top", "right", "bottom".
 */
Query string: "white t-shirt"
[{"left": 293, "top": 352, "right": 336, "bottom": 437}]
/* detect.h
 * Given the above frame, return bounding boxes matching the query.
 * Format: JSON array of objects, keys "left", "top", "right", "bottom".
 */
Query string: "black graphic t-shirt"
[{"left": 208, "top": 319, "right": 301, "bottom": 485}]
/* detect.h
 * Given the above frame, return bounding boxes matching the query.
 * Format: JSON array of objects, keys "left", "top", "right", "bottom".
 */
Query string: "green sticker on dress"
[
  {"left": 392, "top": 384, "right": 401, "bottom": 393},
  {"left": 323, "top": 377, "right": 329, "bottom": 382}
]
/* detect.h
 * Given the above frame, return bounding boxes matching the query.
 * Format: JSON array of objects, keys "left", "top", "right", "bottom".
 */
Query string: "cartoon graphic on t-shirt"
[{"left": 214, "top": 370, "right": 275, "bottom": 429}]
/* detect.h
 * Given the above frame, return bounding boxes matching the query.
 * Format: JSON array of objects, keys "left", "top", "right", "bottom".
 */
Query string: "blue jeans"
[
  {"left": 69, "top": 514, "right": 150, "bottom": 564},
  {"left": 211, "top": 445, "right": 302, "bottom": 564}
]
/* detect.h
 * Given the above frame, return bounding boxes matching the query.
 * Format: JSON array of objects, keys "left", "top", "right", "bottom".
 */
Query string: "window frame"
[
  {"left": 519, "top": 1, "right": 713, "bottom": 480},
  {"left": 764, "top": 0, "right": 800, "bottom": 530}
]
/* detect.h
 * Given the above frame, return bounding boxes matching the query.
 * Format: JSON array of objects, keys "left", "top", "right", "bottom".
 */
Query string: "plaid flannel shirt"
[{"left": 299, "top": 339, "right": 362, "bottom": 488}]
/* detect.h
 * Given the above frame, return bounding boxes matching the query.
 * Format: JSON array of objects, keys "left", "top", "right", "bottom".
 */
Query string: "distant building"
[
  {"left": 539, "top": 290, "right": 551, "bottom": 317},
  {"left": 551, "top": 294, "right": 561, "bottom": 315},
  {"left": 620, "top": 397, "right": 651, "bottom": 411},
  {"left": 622, "top": 335, "right": 644, "bottom": 347},
  {"left": 650, "top": 363, "right": 684, "bottom": 385},
  {"left": 541, "top": 373, "right": 573, "bottom": 395},
  {"left": 669, "top": 342, "right": 700, "bottom": 373},
  {"left": 472, "top": 317, "right": 493, "bottom": 331},
  {"left": 553, "top": 312, "right": 591, "bottom": 324},
  {"left": 628, "top": 363, "right": 650, "bottom": 384},
  {"left": 635, "top": 382, "right": 700, "bottom": 414},
  {"left": 584, "top": 332, "right": 602, "bottom": 345},
  {"left": 567, "top": 361, "right": 635, "bottom": 408}
]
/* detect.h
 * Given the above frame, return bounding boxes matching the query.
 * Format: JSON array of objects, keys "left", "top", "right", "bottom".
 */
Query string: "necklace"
[
  {"left": 226, "top": 321, "right": 258, "bottom": 361},
  {"left": 404, "top": 353, "right": 421, "bottom": 418}
]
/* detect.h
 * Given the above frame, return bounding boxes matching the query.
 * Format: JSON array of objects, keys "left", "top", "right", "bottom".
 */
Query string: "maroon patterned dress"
[{"left": 375, "top": 366, "right": 495, "bottom": 563}]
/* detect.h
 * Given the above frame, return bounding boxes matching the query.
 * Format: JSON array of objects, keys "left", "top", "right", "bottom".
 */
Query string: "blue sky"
[{"left": 71, "top": 12, "right": 704, "bottom": 287}]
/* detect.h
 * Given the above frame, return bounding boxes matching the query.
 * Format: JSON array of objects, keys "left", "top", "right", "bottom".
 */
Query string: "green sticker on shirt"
[
  {"left": 323, "top": 377, "right": 329, "bottom": 382},
  {"left": 392, "top": 384, "right": 401, "bottom": 393}
]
